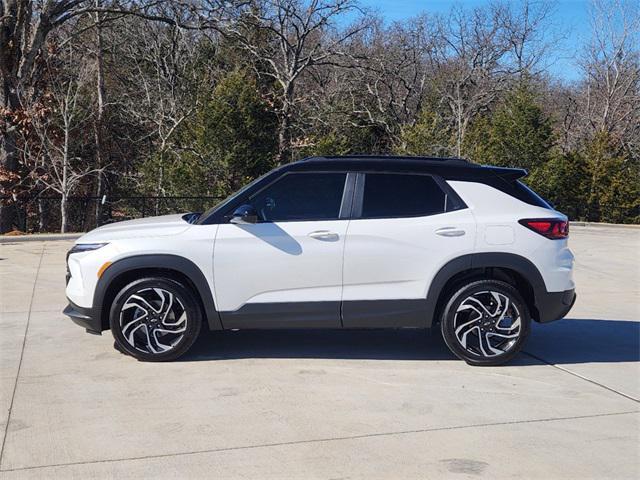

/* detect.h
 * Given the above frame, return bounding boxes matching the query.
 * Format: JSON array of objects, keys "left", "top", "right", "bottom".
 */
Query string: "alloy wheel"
[
  {"left": 119, "top": 287, "right": 188, "bottom": 354},
  {"left": 453, "top": 290, "right": 522, "bottom": 358}
]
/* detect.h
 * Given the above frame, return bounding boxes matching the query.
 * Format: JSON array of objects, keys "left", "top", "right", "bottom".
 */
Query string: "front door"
[{"left": 213, "top": 171, "right": 351, "bottom": 328}]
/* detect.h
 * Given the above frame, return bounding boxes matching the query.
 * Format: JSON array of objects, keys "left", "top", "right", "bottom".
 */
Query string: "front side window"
[
  {"left": 361, "top": 173, "right": 446, "bottom": 218},
  {"left": 249, "top": 172, "right": 347, "bottom": 222}
]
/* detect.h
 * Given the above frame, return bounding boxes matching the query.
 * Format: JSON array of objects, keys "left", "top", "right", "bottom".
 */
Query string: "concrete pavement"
[{"left": 0, "top": 225, "right": 638, "bottom": 479}]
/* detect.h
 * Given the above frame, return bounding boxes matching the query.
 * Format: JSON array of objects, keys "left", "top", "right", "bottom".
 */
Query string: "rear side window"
[
  {"left": 513, "top": 181, "right": 552, "bottom": 209},
  {"left": 249, "top": 172, "right": 347, "bottom": 221},
  {"left": 361, "top": 173, "right": 447, "bottom": 218},
  {"left": 485, "top": 177, "right": 552, "bottom": 209}
]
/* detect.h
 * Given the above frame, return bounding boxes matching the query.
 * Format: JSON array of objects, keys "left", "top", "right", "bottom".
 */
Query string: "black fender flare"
[
  {"left": 424, "top": 252, "right": 548, "bottom": 327},
  {"left": 94, "top": 254, "right": 222, "bottom": 330}
]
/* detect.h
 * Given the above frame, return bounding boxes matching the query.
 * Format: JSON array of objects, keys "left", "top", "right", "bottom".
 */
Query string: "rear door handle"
[
  {"left": 308, "top": 230, "right": 339, "bottom": 241},
  {"left": 435, "top": 227, "right": 466, "bottom": 237}
]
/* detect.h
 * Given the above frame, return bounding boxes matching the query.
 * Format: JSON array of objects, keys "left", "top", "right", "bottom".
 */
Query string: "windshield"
[{"left": 195, "top": 171, "right": 273, "bottom": 224}]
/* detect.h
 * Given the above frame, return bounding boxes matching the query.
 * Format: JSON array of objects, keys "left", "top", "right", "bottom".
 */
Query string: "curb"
[
  {"left": 571, "top": 222, "right": 640, "bottom": 229},
  {"left": 0, "top": 233, "right": 83, "bottom": 243}
]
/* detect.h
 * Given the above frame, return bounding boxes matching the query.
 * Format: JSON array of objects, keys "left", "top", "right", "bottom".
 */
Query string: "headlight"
[{"left": 67, "top": 243, "right": 109, "bottom": 257}]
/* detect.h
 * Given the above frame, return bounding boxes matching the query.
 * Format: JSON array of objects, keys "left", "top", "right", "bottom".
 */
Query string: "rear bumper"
[
  {"left": 63, "top": 300, "right": 103, "bottom": 335},
  {"left": 535, "top": 288, "right": 576, "bottom": 323}
]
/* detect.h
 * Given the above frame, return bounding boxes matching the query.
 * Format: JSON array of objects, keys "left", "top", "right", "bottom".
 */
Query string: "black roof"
[
  {"left": 303, "top": 154, "right": 471, "bottom": 166},
  {"left": 287, "top": 155, "right": 527, "bottom": 181}
]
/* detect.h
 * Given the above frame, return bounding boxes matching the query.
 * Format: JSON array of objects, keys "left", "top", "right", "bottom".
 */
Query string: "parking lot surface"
[{"left": 0, "top": 225, "right": 638, "bottom": 479}]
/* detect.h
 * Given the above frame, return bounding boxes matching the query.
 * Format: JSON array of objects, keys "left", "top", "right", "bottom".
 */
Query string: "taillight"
[{"left": 519, "top": 218, "right": 569, "bottom": 239}]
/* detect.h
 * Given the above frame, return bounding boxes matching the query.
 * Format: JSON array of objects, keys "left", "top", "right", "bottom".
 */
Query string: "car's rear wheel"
[
  {"left": 109, "top": 277, "right": 202, "bottom": 361},
  {"left": 440, "top": 279, "right": 530, "bottom": 366}
]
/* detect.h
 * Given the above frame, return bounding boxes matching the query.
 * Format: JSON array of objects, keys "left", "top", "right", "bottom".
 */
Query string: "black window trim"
[
  {"left": 351, "top": 171, "right": 467, "bottom": 221},
  {"left": 339, "top": 172, "right": 357, "bottom": 220},
  {"left": 197, "top": 168, "right": 466, "bottom": 224},
  {"left": 433, "top": 174, "right": 467, "bottom": 211},
  {"left": 223, "top": 170, "right": 354, "bottom": 224},
  {"left": 197, "top": 166, "right": 286, "bottom": 225}
]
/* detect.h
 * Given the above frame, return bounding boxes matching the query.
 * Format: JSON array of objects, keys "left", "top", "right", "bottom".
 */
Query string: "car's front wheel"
[
  {"left": 109, "top": 277, "right": 202, "bottom": 361},
  {"left": 440, "top": 279, "right": 531, "bottom": 366}
]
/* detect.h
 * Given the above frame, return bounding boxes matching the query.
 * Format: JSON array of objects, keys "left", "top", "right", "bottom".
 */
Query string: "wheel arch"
[
  {"left": 94, "top": 254, "right": 222, "bottom": 331},
  {"left": 425, "top": 253, "right": 547, "bottom": 327}
]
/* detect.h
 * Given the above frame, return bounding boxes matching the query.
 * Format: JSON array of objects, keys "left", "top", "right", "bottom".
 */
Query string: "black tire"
[
  {"left": 109, "top": 277, "right": 202, "bottom": 362},
  {"left": 440, "top": 279, "right": 530, "bottom": 366}
]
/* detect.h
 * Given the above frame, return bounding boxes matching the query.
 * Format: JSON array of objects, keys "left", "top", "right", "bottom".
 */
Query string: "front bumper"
[
  {"left": 535, "top": 288, "right": 576, "bottom": 323},
  {"left": 63, "top": 300, "right": 103, "bottom": 335}
]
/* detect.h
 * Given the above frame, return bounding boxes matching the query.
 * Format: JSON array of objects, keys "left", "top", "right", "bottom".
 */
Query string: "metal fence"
[
  {"left": 1, "top": 196, "right": 223, "bottom": 233},
  {"left": 1, "top": 194, "right": 638, "bottom": 233}
]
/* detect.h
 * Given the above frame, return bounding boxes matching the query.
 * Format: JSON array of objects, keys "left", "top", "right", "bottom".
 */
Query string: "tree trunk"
[
  {"left": 276, "top": 112, "right": 291, "bottom": 165},
  {"left": 38, "top": 197, "right": 46, "bottom": 232},
  {"left": 60, "top": 194, "right": 68, "bottom": 233},
  {"left": 155, "top": 152, "right": 164, "bottom": 215},
  {"left": 61, "top": 121, "right": 70, "bottom": 233},
  {"left": 455, "top": 87, "right": 463, "bottom": 157},
  {"left": 275, "top": 82, "right": 294, "bottom": 165},
  {"left": 94, "top": 0, "right": 106, "bottom": 227},
  {"left": 0, "top": 87, "right": 21, "bottom": 233},
  {"left": 93, "top": 2, "right": 107, "bottom": 228}
]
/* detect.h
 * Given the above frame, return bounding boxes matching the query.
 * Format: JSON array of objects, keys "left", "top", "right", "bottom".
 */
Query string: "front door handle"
[
  {"left": 308, "top": 230, "right": 339, "bottom": 241},
  {"left": 435, "top": 227, "right": 466, "bottom": 237}
]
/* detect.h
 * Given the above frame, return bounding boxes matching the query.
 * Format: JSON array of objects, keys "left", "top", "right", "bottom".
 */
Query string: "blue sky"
[{"left": 358, "top": 0, "right": 591, "bottom": 82}]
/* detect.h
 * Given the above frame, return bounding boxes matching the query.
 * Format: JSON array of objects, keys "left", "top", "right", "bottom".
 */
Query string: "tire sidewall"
[
  {"left": 109, "top": 277, "right": 202, "bottom": 362},
  {"left": 440, "top": 280, "right": 531, "bottom": 366}
]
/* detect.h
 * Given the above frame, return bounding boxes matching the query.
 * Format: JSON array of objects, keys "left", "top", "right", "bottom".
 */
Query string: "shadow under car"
[{"left": 179, "top": 318, "right": 640, "bottom": 365}]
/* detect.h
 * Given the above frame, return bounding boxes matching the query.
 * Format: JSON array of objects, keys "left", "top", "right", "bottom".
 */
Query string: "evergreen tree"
[
  {"left": 203, "top": 71, "right": 277, "bottom": 190},
  {"left": 475, "top": 83, "right": 553, "bottom": 173},
  {"left": 462, "top": 115, "right": 493, "bottom": 162},
  {"left": 396, "top": 107, "right": 452, "bottom": 157},
  {"left": 528, "top": 151, "right": 590, "bottom": 220},
  {"left": 584, "top": 133, "right": 640, "bottom": 224},
  {"left": 140, "top": 69, "right": 278, "bottom": 203},
  {"left": 198, "top": 69, "right": 278, "bottom": 192}
]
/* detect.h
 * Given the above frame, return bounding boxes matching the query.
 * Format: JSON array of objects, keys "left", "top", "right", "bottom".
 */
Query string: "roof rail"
[{"left": 302, "top": 155, "right": 471, "bottom": 164}]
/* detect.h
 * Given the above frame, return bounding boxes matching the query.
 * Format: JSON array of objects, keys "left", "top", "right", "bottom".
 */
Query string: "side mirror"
[{"left": 230, "top": 204, "right": 259, "bottom": 225}]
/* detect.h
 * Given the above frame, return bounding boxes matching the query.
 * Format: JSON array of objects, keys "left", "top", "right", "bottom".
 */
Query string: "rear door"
[
  {"left": 342, "top": 172, "right": 476, "bottom": 328},
  {"left": 213, "top": 171, "right": 353, "bottom": 328}
]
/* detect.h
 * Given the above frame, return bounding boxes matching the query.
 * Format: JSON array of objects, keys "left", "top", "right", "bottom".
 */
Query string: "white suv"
[{"left": 64, "top": 156, "right": 576, "bottom": 365}]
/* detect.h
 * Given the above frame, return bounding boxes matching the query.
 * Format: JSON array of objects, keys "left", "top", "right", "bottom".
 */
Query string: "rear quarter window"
[
  {"left": 484, "top": 177, "right": 552, "bottom": 209},
  {"left": 512, "top": 180, "right": 553, "bottom": 209}
]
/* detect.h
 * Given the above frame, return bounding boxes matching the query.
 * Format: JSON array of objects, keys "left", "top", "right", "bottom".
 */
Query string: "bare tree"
[
  {"left": 114, "top": 16, "right": 207, "bottom": 209},
  {"left": 499, "top": 0, "right": 557, "bottom": 75},
  {"left": 2, "top": 0, "right": 637, "bottom": 231},
  {"left": 0, "top": 0, "right": 114, "bottom": 231},
  {"left": 21, "top": 47, "right": 99, "bottom": 232},
  {"left": 425, "top": 4, "right": 510, "bottom": 156},
  {"left": 223, "top": 0, "right": 368, "bottom": 163},
  {"left": 92, "top": 0, "right": 107, "bottom": 223},
  {"left": 420, "top": 1, "right": 557, "bottom": 156},
  {"left": 340, "top": 16, "right": 433, "bottom": 146},
  {"left": 0, "top": 0, "right": 221, "bottom": 232},
  {"left": 579, "top": 0, "right": 640, "bottom": 145}
]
